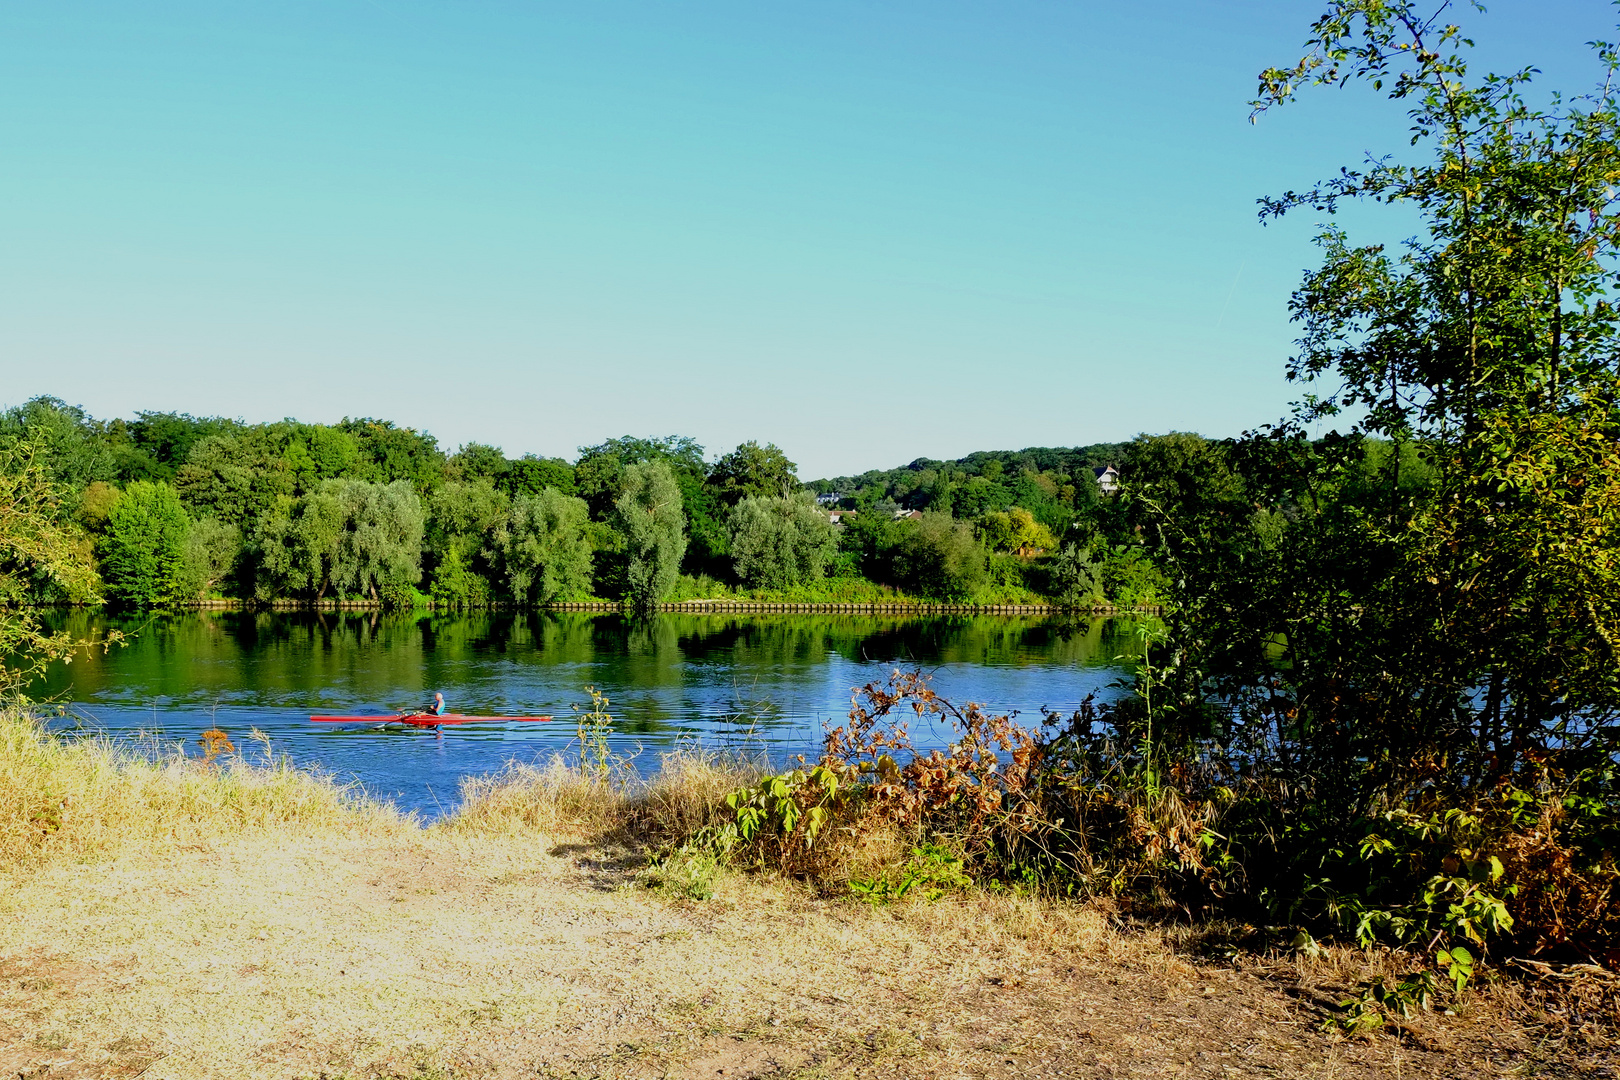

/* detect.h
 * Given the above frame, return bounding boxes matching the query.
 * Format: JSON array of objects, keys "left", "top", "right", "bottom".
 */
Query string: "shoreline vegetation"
[
  {"left": 3, "top": 704, "right": 1613, "bottom": 1078},
  {"left": 0, "top": 406, "right": 1154, "bottom": 617}
]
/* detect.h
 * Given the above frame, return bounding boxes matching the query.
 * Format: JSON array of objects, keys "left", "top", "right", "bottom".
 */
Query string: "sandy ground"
[{"left": 0, "top": 830, "right": 1608, "bottom": 1080}]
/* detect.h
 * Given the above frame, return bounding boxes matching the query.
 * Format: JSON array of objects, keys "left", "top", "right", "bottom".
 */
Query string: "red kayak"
[{"left": 310, "top": 713, "right": 553, "bottom": 727}]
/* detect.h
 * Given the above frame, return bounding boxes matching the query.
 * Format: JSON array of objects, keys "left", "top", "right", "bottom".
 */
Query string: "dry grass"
[
  {"left": 447, "top": 756, "right": 625, "bottom": 840},
  {"left": 1, "top": 708, "right": 1612, "bottom": 1079},
  {"left": 1, "top": 710, "right": 404, "bottom": 869},
  {"left": 444, "top": 747, "right": 767, "bottom": 844},
  {"left": 630, "top": 748, "right": 769, "bottom": 842},
  {"left": 5, "top": 828, "right": 1598, "bottom": 1080}
]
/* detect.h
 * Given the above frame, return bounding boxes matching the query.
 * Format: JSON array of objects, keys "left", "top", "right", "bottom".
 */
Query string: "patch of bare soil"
[{"left": 0, "top": 833, "right": 1610, "bottom": 1079}]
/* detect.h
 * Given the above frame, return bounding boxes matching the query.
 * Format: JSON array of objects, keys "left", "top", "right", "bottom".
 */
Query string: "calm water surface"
[{"left": 34, "top": 611, "right": 1141, "bottom": 815}]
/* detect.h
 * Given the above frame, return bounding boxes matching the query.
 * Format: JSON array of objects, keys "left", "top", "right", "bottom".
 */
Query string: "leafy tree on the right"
[{"left": 1126, "top": 1, "right": 1620, "bottom": 959}]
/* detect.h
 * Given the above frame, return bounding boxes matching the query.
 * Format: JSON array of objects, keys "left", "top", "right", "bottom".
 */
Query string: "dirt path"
[{"left": 0, "top": 832, "right": 1588, "bottom": 1079}]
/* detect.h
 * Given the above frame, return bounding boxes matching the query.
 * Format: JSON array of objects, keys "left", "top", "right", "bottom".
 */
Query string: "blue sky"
[{"left": 0, "top": 1, "right": 1612, "bottom": 477}]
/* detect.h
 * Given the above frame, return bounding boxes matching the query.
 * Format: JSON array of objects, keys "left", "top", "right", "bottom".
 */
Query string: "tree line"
[{"left": 0, "top": 403, "right": 1187, "bottom": 609}]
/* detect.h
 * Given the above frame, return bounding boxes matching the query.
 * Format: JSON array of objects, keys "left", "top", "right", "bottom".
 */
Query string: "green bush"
[
  {"left": 850, "top": 843, "right": 972, "bottom": 905},
  {"left": 427, "top": 540, "right": 490, "bottom": 609},
  {"left": 1098, "top": 546, "right": 1167, "bottom": 608},
  {"left": 178, "top": 517, "right": 240, "bottom": 600}
]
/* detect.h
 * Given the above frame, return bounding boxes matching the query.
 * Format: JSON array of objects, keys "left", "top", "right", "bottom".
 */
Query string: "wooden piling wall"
[{"left": 180, "top": 598, "right": 1160, "bottom": 615}]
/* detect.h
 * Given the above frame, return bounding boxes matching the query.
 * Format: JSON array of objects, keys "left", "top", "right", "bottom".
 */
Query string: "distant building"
[
  {"left": 893, "top": 509, "right": 924, "bottom": 521},
  {"left": 815, "top": 492, "right": 842, "bottom": 506},
  {"left": 828, "top": 509, "right": 858, "bottom": 526},
  {"left": 1093, "top": 465, "right": 1120, "bottom": 495}
]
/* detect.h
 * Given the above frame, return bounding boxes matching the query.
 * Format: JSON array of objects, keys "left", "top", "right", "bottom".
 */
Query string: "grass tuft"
[
  {"left": 443, "top": 746, "right": 766, "bottom": 845},
  {"left": 444, "top": 755, "right": 623, "bottom": 839}
]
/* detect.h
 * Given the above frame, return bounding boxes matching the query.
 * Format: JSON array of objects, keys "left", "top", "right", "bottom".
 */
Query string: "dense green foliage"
[
  {"left": 99, "top": 481, "right": 189, "bottom": 609},
  {"left": 613, "top": 461, "right": 689, "bottom": 609},
  {"left": 891, "top": 513, "right": 987, "bottom": 601},
  {"left": 1059, "top": 2, "right": 1620, "bottom": 986},
  {"left": 727, "top": 491, "right": 838, "bottom": 590},
  {"left": 811, "top": 443, "right": 1122, "bottom": 534},
  {"left": 255, "top": 479, "right": 424, "bottom": 602},
  {"left": 708, "top": 441, "right": 799, "bottom": 506},
  {"left": 0, "top": 437, "right": 118, "bottom": 692},
  {"left": 423, "top": 481, "right": 508, "bottom": 608},
  {"left": 0, "top": 395, "right": 1167, "bottom": 608},
  {"left": 493, "top": 489, "right": 594, "bottom": 605}
]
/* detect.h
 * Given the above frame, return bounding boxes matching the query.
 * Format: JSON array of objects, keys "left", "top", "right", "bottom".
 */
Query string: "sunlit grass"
[
  {"left": 442, "top": 745, "right": 768, "bottom": 843},
  {"left": 0, "top": 706, "right": 405, "bottom": 869},
  {"left": 0, "top": 703, "right": 774, "bottom": 873},
  {"left": 0, "top": 705, "right": 1605, "bottom": 1077}
]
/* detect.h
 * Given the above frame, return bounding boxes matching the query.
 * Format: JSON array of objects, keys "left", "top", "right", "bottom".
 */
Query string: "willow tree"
[
  {"left": 493, "top": 488, "right": 593, "bottom": 604},
  {"left": 728, "top": 491, "right": 836, "bottom": 590},
  {"left": 256, "top": 479, "right": 423, "bottom": 601},
  {"left": 612, "top": 460, "right": 686, "bottom": 608},
  {"left": 329, "top": 480, "right": 423, "bottom": 600}
]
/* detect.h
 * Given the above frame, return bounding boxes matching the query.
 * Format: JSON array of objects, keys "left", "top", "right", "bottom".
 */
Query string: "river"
[{"left": 31, "top": 609, "right": 1142, "bottom": 816}]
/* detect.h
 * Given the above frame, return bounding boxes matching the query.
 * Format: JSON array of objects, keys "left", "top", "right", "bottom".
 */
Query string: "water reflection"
[{"left": 33, "top": 610, "right": 1141, "bottom": 816}]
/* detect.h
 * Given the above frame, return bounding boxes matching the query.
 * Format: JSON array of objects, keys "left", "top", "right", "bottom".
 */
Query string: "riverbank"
[
  {"left": 176, "top": 599, "right": 1158, "bottom": 615},
  {"left": 1, "top": 715, "right": 1608, "bottom": 1079}
]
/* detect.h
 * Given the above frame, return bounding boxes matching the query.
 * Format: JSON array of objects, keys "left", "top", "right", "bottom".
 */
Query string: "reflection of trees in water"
[
  {"left": 624, "top": 614, "right": 680, "bottom": 658},
  {"left": 30, "top": 610, "right": 1144, "bottom": 704},
  {"left": 658, "top": 613, "right": 1133, "bottom": 669},
  {"left": 520, "top": 613, "right": 605, "bottom": 664},
  {"left": 616, "top": 615, "right": 686, "bottom": 710}
]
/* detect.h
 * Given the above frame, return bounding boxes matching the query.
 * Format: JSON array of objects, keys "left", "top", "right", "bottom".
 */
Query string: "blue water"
[{"left": 34, "top": 610, "right": 1140, "bottom": 816}]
